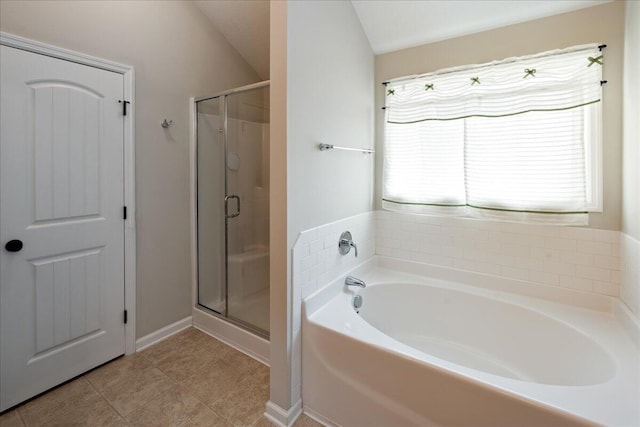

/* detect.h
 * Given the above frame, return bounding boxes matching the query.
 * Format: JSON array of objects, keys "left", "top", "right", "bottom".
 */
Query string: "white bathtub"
[{"left": 302, "top": 256, "right": 640, "bottom": 427}]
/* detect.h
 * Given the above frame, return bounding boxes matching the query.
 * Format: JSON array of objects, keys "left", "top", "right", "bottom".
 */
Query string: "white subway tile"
[
  {"left": 467, "top": 220, "right": 503, "bottom": 231},
  {"left": 293, "top": 242, "right": 309, "bottom": 260},
  {"left": 377, "top": 246, "right": 394, "bottom": 257},
  {"left": 475, "top": 261, "right": 502, "bottom": 276},
  {"left": 577, "top": 240, "right": 611, "bottom": 255},
  {"left": 529, "top": 270, "right": 560, "bottom": 286},
  {"left": 530, "top": 247, "right": 560, "bottom": 262},
  {"left": 529, "top": 224, "right": 562, "bottom": 237},
  {"left": 559, "top": 275, "right": 593, "bottom": 292},
  {"left": 453, "top": 259, "right": 478, "bottom": 272},
  {"left": 593, "top": 281, "right": 619, "bottom": 297},
  {"left": 402, "top": 240, "right": 422, "bottom": 253},
  {"left": 500, "top": 222, "right": 531, "bottom": 234},
  {"left": 516, "top": 234, "right": 546, "bottom": 248},
  {"left": 592, "top": 229, "right": 620, "bottom": 243},
  {"left": 379, "top": 237, "right": 401, "bottom": 249},
  {"left": 575, "top": 265, "right": 611, "bottom": 282},
  {"left": 559, "top": 251, "right": 594, "bottom": 266},
  {"left": 441, "top": 244, "right": 465, "bottom": 258},
  {"left": 309, "top": 239, "right": 323, "bottom": 255},
  {"left": 594, "top": 254, "right": 620, "bottom": 270},
  {"left": 560, "top": 227, "right": 593, "bottom": 241},
  {"left": 489, "top": 231, "right": 519, "bottom": 245},
  {"left": 487, "top": 253, "right": 515, "bottom": 267},
  {"left": 611, "top": 270, "right": 621, "bottom": 284},
  {"left": 540, "top": 261, "right": 576, "bottom": 276},
  {"left": 299, "top": 228, "right": 317, "bottom": 244},
  {"left": 512, "top": 256, "right": 542, "bottom": 271},
  {"left": 431, "top": 255, "right": 454, "bottom": 267},
  {"left": 500, "top": 243, "right": 530, "bottom": 258},
  {"left": 421, "top": 241, "right": 441, "bottom": 256},
  {"left": 300, "top": 254, "right": 317, "bottom": 272},
  {"left": 500, "top": 265, "right": 530, "bottom": 281},
  {"left": 480, "top": 240, "right": 503, "bottom": 254},
  {"left": 611, "top": 243, "right": 621, "bottom": 257},
  {"left": 401, "top": 221, "right": 424, "bottom": 233},
  {"left": 544, "top": 237, "right": 577, "bottom": 252}
]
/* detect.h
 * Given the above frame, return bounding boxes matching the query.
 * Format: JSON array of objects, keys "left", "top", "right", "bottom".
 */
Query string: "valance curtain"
[{"left": 382, "top": 44, "right": 603, "bottom": 225}]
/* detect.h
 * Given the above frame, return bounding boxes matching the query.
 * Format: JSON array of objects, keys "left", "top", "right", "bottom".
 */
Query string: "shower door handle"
[{"left": 225, "top": 195, "right": 240, "bottom": 219}]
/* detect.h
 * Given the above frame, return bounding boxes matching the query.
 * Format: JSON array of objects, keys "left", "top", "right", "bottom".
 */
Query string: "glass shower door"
[
  {"left": 197, "top": 97, "right": 226, "bottom": 315},
  {"left": 196, "top": 82, "right": 270, "bottom": 338},
  {"left": 225, "top": 86, "right": 270, "bottom": 334}
]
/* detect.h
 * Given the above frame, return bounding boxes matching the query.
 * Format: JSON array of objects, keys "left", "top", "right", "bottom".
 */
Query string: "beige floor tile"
[
  {"left": 101, "top": 365, "right": 177, "bottom": 417},
  {"left": 210, "top": 367, "right": 270, "bottom": 426},
  {"left": 85, "top": 354, "right": 151, "bottom": 392},
  {"left": 17, "top": 377, "right": 98, "bottom": 425},
  {"left": 0, "top": 410, "right": 24, "bottom": 427},
  {"left": 32, "top": 397, "right": 127, "bottom": 427},
  {"left": 140, "top": 329, "right": 202, "bottom": 366},
  {"left": 216, "top": 348, "right": 263, "bottom": 378},
  {"left": 184, "top": 408, "right": 234, "bottom": 427},
  {"left": 251, "top": 416, "right": 274, "bottom": 427},
  {"left": 180, "top": 360, "right": 244, "bottom": 408},
  {"left": 125, "top": 386, "right": 207, "bottom": 426},
  {"left": 194, "top": 333, "right": 236, "bottom": 357},
  {"left": 7, "top": 327, "right": 273, "bottom": 427},
  {"left": 154, "top": 345, "right": 217, "bottom": 382},
  {"left": 293, "top": 414, "right": 324, "bottom": 427}
]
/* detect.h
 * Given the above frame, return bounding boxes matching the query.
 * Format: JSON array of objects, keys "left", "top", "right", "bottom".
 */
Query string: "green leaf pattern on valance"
[{"left": 384, "top": 44, "right": 603, "bottom": 123}]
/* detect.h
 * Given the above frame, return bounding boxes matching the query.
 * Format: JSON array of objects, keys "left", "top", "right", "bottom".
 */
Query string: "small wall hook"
[{"left": 161, "top": 119, "right": 173, "bottom": 129}]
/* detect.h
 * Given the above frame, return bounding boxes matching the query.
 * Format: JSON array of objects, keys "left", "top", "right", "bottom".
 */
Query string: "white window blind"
[{"left": 383, "top": 44, "right": 603, "bottom": 225}]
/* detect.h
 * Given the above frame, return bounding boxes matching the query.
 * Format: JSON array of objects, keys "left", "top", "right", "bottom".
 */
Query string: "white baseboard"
[
  {"left": 192, "top": 307, "right": 270, "bottom": 365},
  {"left": 303, "top": 407, "right": 338, "bottom": 427},
  {"left": 135, "top": 316, "right": 193, "bottom": 351},
  {"left": 264, "top": 399, "right": 302, "bottom": 427}
]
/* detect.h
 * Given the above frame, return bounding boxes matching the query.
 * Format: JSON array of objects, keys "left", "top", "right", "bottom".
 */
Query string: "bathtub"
[{"left": 302, "top": 256, "right": 640, "bottom": 427}]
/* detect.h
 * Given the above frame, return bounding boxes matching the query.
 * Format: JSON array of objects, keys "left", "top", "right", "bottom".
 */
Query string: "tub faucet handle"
[{"left": 339, "top": 231, "right": 358, "bottom": 257}]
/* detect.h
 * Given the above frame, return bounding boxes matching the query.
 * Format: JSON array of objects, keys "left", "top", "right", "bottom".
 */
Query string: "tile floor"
[{"left": 0, "top": 327, "right": 322, "bottom": 427}]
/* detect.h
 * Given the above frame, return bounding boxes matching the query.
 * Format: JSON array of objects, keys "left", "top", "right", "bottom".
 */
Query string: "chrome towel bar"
[{"left": 318, "top": 143, "right": 374, "bottom": 154}]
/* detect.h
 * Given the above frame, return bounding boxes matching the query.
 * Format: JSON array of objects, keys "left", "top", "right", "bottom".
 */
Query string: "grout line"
[
  {"left": 15, "top": 408, "right": 27, "bottom": 427},
  {"left": 82, "top": 374, "right": 130, "bottom": 425}
]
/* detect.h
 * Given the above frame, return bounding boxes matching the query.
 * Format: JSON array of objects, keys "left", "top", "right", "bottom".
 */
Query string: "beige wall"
[
  {"left": 375, "top": 1, "right": 625, "bottom": 231},
  {"left": 0, "top": 0, "right": 261, "bottom": 337},
  {"left": 266, "top": 0, "right": 375, "bottom": 413},
  {"left": 268, "top": 0, "right": 289, "bottom": 412},
  {"left": 622, "top": 0, "right": 640, "bottom": 240}
]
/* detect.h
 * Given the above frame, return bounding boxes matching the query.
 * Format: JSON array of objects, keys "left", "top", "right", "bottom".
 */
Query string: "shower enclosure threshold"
[{"left": 192, "top": 305, "right": 270, "bottom": 365}]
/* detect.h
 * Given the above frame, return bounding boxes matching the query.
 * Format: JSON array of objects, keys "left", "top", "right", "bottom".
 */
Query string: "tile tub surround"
[
  {"left": 621, "top": 233, "right": 640, "bottom": 317},
  {"left": 376, "top": 210, "right": 623, "bottom": 299},
  {"left": 291, "top": 211, "right": 375, "bottom": 402},
  {"left": 0, "top": 327, "right": 321, "bottom": 427}
]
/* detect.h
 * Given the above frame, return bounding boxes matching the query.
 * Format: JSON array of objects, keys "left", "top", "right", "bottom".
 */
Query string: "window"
[{"left": 383, "top": 44, "right": 603, "bottom": 225}]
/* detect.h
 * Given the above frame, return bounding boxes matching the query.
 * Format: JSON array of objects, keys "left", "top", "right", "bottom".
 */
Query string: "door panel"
[
  {"left": 225, "top": 87, "right": 270, "bottom": 334},
  {"left": 0, "top": 45, "right": 125, "bottom": 411},
  {"left": 32, "top": 84, "right": 101, "bottom": 221}
]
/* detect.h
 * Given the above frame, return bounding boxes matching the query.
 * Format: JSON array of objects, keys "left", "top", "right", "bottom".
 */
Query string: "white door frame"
[{"left": 0, "top": 32, "right": 137, "bottom": 355}]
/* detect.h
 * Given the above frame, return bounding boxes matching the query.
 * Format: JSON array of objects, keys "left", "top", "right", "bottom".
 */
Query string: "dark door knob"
[{"left": 5, "top": 240, "right": 23, "bottom": 252}]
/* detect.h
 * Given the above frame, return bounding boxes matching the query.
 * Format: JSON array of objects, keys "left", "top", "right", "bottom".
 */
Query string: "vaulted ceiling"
[{"left": 193, "top": 0, "right": 611, "bottom": 79}]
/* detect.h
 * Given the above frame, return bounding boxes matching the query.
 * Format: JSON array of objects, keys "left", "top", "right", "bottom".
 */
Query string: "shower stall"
[{"left": 195, "top": 81, "right": 270, "bottom": 338}]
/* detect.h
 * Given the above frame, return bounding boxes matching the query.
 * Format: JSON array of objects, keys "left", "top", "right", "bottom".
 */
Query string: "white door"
[{"left": 0, "top": 45, "right": 126, "bottom": 411}]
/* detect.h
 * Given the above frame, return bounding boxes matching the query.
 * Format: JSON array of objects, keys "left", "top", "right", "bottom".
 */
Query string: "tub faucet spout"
[{"left": 345, "top": 275, "right": 366, "bottom": 288}]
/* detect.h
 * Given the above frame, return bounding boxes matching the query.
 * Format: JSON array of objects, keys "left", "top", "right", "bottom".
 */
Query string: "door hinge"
[
  {"left": 124, "top": 310, "right": 128, "bottom": 324},
  {"left": 118, "top": 100, "right": 131, "bottom": 116},
  {"left": 123, "top": 206, "right": 127, "bottom": 220}
]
